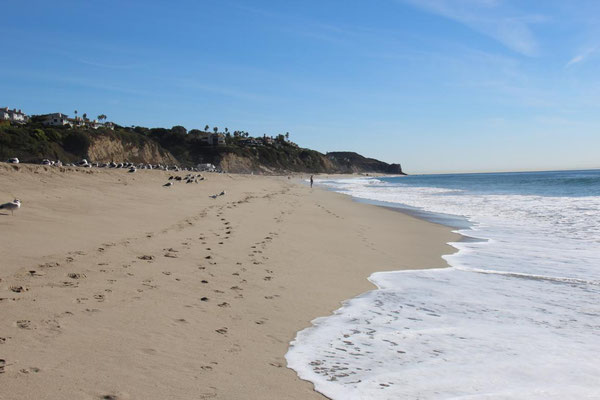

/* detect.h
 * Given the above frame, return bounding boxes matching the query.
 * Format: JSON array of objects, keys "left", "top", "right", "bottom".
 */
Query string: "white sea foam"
[{"left": 286, "top": 176, "right": 600, "bottom": 399}]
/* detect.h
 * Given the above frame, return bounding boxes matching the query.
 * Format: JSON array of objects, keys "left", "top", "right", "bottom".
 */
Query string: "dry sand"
[{"left": 0, "top": 164, "right": 459, "bottom": 399}]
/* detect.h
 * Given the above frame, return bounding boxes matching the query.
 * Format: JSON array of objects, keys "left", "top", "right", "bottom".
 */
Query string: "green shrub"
[{"left": 63, "top": 131, "right": 90, "bottom": 155}]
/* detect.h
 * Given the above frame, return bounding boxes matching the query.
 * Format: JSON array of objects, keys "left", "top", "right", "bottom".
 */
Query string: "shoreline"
[{"left": 0, "top": 164, "right": 459, "bottom": 399}]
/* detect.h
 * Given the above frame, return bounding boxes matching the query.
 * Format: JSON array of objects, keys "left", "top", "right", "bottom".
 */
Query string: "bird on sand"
[
  {"left": 0, "top": 199, "right": 21, "bottom": 215},
  {"left": 163, "top": 182, "right": 173, "bottom": 187}
]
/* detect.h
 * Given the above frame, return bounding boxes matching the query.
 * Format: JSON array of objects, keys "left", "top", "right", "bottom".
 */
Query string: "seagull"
[
  {"left": 219, "top": 190, "right": 226, "bottom": 196},
  {"left": 128, "top": 167, "right": 136, "bottom": 173},
  {"left": 163, "top": 182, "right": 173, "bottom": 187},
  {"left": 0, "top": 199, "right": 21, "bottom": 215}
]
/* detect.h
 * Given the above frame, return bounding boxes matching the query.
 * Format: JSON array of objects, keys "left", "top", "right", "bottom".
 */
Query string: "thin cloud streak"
[
  {"left": 397, "top": 0, "right": 546, "bottom": 56},
  {"left": 566, "top": 47, "right": 597, "bottom": 67}
]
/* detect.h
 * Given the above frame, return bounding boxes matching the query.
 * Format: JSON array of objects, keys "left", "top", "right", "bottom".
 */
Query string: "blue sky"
[{"left": 1, "top": 0, "right": 599, "bottom": 173}]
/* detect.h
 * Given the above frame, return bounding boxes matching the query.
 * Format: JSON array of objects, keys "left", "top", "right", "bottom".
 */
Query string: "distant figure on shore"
[
  {"left": 0, "top": 199, "right": 21, "bottom": 215},
  {"left": 310, "top": 175, "right": 314, "bottom": 188}
]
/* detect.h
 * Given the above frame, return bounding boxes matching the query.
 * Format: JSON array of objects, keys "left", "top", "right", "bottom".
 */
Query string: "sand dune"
[{"left": 0, "top": 164, "right": 458, "bottom": 399}]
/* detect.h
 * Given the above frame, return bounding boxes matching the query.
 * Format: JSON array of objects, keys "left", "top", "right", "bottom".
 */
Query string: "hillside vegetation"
[{"left": 0, "top": 122, "right": 404, "bottom": 174}]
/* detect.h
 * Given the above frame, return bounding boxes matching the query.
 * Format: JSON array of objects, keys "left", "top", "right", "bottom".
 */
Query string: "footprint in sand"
[
  {"left": 10, "top": 286, "right": 28, "bottom": 293},
  {"left": 19, "top": 367, "right": 41, "bottom": 374},
  {"left": 93, "top": 294, "right": 105, "bottom": 302},
  {"left": 68, "top": 273, "right": 86, "bottom": 279},
  {"left": 16, "top": 320, "right": 32, "bottom": 329},
  {"left": 40, "top": 262, "right": 60, "bottom": 269},
  {"left": 215, "top": 327, "right": 228, "bottom": 335}
]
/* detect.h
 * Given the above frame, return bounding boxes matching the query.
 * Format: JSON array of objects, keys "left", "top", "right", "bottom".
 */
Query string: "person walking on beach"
[{"left": 310, "top": 175, "right": 314, "bottom": 188}]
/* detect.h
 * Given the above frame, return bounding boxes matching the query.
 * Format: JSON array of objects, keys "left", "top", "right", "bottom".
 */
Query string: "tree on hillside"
[
  {"left": 83, "top": 113, "right": 88, "bottom": 121},
  {"left": 97, "top": 114, "right": 107, "bottom": 122},
  {"left": 285, "top": 132, "right": 290, "bottom": 141},
  {"left": 213, "top": 127, "right": 218, "bottom": 134},
  {"left": 204, "top": 124, "right": 210, "bottom": 131},
  {"left": 74, "top": 110, "right": 78, "bottom": 118},
  {"left": 171, "top": 125, "right": 187, "bottom": 135},
  {"left": 224, "top": 127, "right": 229, "bottom": 133}
]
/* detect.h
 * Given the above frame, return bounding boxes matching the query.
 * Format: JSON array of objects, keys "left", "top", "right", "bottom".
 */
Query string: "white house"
[
  {"left": 1, "top": 107, "right": 28, "bottom": 123},
  {"left": 41, "top": 113, "right": 71, "bottom": 126}
]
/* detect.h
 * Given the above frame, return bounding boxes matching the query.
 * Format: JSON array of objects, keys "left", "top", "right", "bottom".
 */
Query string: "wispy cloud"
[
  {"left": 398, "top": 0, "right": 546, "bottom": 56},
  {"left": 566, "top": 47, "right": 596, "bottom": 67},
  {"left": 75, "top": 58, "right": 141, "bottom": 70}
]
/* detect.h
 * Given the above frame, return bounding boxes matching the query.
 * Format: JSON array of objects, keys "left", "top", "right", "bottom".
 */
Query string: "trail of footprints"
[{"left": 0, "top": 189, "right": 293, "bottom": 384}]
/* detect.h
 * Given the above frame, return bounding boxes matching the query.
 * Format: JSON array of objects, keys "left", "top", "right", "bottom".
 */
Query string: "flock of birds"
[
  {"left": 161, "top": 173, "right": 226, "bottom": 199},
  {"left": 2, "top": 158, "right": 227, "bottom": 217},
  {"left": 6, "top": 157, "right": 220, "bottom": 173},
  {"left": 163, "top": 173, "right": 205, "bottom": 186}
]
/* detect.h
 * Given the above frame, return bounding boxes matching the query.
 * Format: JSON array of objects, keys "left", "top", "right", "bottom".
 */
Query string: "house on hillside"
[
  {"left": 41, "top": 113, "right": 71, "bottom": 126},
  {"left": 262, "top": 135, "right": 274, "bottom": 145},
  {"left": 1, "top": 107, "right": 28, "bottom": 123},
  {"left": 195, "top": 132, "right": 225, "bottom": 146},
  {"left": 214, "top": 133, "right": 225, "bottom": 146},
  {"left": 239, "top": 138, "right": 259, "bottom": 147},
  {"left": 196, "top": 131, "right": 213, "bottom": 145},
  {"left": 64, "top": 116, "right": 114, "bottom": 130}
]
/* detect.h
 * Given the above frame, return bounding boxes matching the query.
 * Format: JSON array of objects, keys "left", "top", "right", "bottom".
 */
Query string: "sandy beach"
[{"left": 0, "top": 164, "right": 458, "bottom": 399}]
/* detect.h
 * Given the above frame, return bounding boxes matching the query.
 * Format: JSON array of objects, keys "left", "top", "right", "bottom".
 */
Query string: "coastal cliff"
[
  {"left": 0, "top": 123, "right": 403, "bottom": 174},
  {"left": 87, "top": 135, "right": 177, "bottom": 165}
]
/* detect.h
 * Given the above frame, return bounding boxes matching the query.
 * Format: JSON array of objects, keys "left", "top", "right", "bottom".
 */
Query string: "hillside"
[
  {"left": 326, "top": 152, "right": 405, "bottom": 175},
  {"left": 0, "top": 122, "right": 404, "bottom": 174}
]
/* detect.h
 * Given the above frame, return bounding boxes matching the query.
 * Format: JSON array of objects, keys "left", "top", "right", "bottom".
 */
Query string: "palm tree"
[
  {"left": 213, "top": 127, "right": 218, "bottom": 134},
  {"left": 74, "top": 110, "right": 78, "bottom": 119},
  {"left": 83, "top": 113, "right": 88, "bottom": 121},
  {"left": 285, "top": 132, "right": 290, "bottom": 141},
  {"left": 204, "top": 124, "right": 210, "bottom": 131},
  {"left": 225, "top": 127, "right": 229, "bottom": 133}
]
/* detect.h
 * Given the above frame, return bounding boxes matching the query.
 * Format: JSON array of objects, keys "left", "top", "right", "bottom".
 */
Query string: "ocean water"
[{"left": 286, "top": 170, "right": 600, "bottom": 399}]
